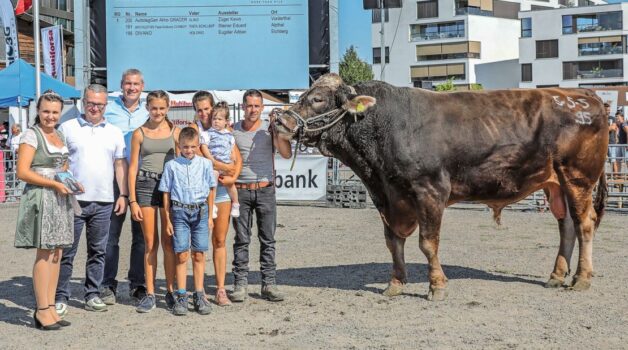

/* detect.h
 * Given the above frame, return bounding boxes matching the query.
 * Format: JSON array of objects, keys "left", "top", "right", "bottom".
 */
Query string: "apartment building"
[
  {"left": 371, "top": 0, "right": 604, "bottom": 89},
  {"left": 519, "top": 3, "right": 627, "bottom": 88},
  {"left": 0, "top": 0, "right": 75, "bottom": 83}
]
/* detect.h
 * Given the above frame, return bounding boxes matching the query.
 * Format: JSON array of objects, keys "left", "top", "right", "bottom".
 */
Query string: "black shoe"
[
  {"left": 33, "top": 307, "right": 61, "bottom": 331},
  {"left": 165, "top": 291, "right": 176, "bottom": 311},
  {"left": 49, "top": 305, "right": 71, "bottom": 327},
  {"left": 130, "top": 285, "right": 147, "bottom": 301}
]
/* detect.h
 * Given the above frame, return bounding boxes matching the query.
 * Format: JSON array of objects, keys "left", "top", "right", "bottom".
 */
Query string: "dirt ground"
[{"left": 0, "top": 204, "right": 627, "bottom": 349}]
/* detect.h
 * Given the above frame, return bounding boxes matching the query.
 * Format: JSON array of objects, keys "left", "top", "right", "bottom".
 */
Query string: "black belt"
[
  {"left": 138, "top": 170, "right": 162, "bottom": 180},
  {"left": 172, "top": 200, "right": 206, "bottom": 210}
]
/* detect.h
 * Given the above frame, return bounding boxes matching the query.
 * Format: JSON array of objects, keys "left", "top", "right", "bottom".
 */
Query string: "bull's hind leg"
[
  {"left": 545, "top": 185, "right": 577, "bottom": 288},
  {"left": 557, "top": 179, "right": 598, "bottom": 291},
  {"left": 382, "top": 226, "right": 407, "bottom": 297}
]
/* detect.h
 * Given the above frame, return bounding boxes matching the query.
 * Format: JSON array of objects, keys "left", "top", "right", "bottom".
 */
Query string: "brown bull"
[{"left": 274, "top": 74, "right": 608, "bottom": 300}]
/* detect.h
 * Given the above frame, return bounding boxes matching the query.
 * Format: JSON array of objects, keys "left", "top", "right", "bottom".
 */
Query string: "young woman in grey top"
[{"left": 128, "top": 90, "right": 180, "bottom": 313}]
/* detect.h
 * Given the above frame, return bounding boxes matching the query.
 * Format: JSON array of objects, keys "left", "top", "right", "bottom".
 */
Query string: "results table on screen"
[{"left": 106, "top": 1, "right": 309, "bottom": 90}]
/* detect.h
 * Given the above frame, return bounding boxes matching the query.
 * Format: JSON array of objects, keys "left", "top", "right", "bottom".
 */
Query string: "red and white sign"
[{"left": 41, "top": 25, "right": 63, "bottom": 80}]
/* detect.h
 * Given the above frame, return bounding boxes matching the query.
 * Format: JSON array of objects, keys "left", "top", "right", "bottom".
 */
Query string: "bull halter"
[{"left": 272, "top": 107, "right": 353, "bottom": 170}]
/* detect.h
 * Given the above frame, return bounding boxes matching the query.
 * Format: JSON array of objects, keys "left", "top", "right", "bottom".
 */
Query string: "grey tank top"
[
  {"left": 139, "top": 126, "right": 176, "bottom": 174},
  {"left": 233, "top": 120, "right": 274, "bottom": 183}
]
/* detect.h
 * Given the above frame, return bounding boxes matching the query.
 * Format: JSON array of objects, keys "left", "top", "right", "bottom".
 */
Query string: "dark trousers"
[
  {"left": 56, "top": 201, "right": 113, "bottom": 302},
  {"left": 102, "top": 182, "right": 145, "bottom": 292},
  {"left": 232, "top": 185, "right": 277, "bottom": 286}
]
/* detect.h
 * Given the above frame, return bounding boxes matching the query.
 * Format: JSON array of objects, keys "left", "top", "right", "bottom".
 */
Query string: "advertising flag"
[
  {"left": 41, "top": 25, "right": 63, "bottom": 80},
  {"left": 0, "top": 0, "right": 19, "bottom": 65}
]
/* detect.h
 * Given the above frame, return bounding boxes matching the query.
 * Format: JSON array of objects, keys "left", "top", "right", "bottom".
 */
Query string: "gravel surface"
[{"left": 1, "top": 204, "right": 627, "bottom": 349}]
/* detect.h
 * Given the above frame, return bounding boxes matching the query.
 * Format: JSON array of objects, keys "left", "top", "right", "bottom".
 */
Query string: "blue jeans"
[
  {"left": 56, "top": 201, "right": 113, "bottom": 302},
  {"left": 232, "top": 186, "right": 277, "bottom": 286},
  {"left": 171, "top": 205, "right": 209, "bottom": 253},
  {"left": 102, "top": 182, "right": 145, "bottom": 293}
]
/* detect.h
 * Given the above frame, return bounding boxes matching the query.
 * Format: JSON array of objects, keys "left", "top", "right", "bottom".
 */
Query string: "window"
[
  {"left": 536, "top": 40, "right": 558, "bottom": 58},
  {"left": 373, "top": 47, "right": 390, "bottom": 64},
  {"left": 410, "top": 21, "right": 465, "bottom": 41},
  {"left": 455, "top": 0, "right": 494, "bottom": 16},
  {"left": 416, "top": 41, "right": 481, "bottom": 61},
  {"left": 563, "top": 59, "right": 623, "bottom": 79},
  {"left": 578, "top": 36, "right": 624, "bottom": 56},
  {"left": 562, "top": 12, "right": 622, "bottom": 34},
  {"left": 417, "top": 0, "right": 438, "bottom": 19},
  {"left": 521, "top": 18, "right": 532, "bottom": 38},
  {"left": 521, "top": 64, "right": 532, "bottom": 82},
  {"left": 537, "top": 85, "right": 559, "bottom": 88},
  {"left": 372, "top": 8, "right": 389, "bottom": 23},
  {"left": 410, "top": 63, "right": 466, "bottom": 85}
]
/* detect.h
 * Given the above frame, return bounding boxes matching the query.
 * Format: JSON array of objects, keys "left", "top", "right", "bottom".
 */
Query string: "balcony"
[
  {"left": 455, "top": 7, "right": 493, "bottom": 16},
  {"left": 411, "top": 31, "right": 465, "bottom": 42},
  {"left": 578, "top": 45, "right": 623, "bottom": 56},
  {"left": 577, "top": 68, "right": 623, "bottom": 79}
]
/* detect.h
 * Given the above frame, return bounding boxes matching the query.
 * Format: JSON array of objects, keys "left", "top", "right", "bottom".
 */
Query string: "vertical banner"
[
  {"left": 0, "top": 0, "right": 19, "bottom": 65},
  {"left": 41, "top": 25, "right": 63, "bottom": 80}
]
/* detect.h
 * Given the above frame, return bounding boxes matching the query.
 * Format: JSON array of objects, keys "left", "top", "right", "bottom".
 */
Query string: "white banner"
[
  {"left": 41, "top": 25, "right": 63, "bottom": 80},
  {"left": 275, "top": 155, "right": 327, "bottom": 201},
  {"left": 0, "top": 0, "right": 19, "bottom": 65}
]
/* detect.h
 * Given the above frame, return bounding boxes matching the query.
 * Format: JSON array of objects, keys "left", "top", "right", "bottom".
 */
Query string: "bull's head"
[{"left": 274, "top": 74, "right": 376, "bottom": 147}]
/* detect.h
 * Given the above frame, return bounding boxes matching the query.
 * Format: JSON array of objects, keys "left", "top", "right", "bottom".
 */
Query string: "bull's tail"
[{"left": 593, "top": 171, "right": 607, "bottom": 229}]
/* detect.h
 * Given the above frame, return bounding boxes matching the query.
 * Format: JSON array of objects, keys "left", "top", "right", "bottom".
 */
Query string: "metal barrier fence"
[
  {"left": 0, "top": 149, "right": 21, "bottom": 203},
  {"left": 2, "top": 136, "right": 628, "bottom": 212}
]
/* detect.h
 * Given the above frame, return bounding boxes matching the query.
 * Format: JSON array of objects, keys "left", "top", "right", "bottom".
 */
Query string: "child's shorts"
[{"left": 171, "top": 204, "right": 209, "bottom": 253}]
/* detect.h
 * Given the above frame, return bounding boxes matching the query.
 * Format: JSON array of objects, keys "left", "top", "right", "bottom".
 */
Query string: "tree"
[
  {"left": 434, "top": 78, "right": 455, "bottom": 91},
  {"left": 339, "top": 46, "right": 374, "bottom": 85}
]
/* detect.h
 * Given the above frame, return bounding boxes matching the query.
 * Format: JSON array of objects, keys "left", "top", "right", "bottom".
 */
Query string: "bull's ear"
[{"left": 342, "top": 95, "right": 376, "bottom": 114}]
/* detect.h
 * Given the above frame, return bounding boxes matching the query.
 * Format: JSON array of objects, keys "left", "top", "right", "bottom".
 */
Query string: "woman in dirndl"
[{"left": 14, "top": 92, "right": 76, "bottom": 330}]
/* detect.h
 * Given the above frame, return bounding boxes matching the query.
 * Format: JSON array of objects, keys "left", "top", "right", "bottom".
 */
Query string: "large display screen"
[{"left": 106, "top": 0, "right": 309, "bottom": 91}]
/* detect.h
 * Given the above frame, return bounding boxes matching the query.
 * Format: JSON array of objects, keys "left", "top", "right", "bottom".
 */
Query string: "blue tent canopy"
[{"left": 0, "top": 59, "right": 80, "bottom": 108}]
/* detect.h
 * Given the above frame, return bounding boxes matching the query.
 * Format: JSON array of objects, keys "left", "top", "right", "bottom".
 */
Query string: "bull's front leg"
[
  {"left": 418, "top": 202, "right": 448, "bottom": 301},
  {"left": 382, "top": 226, "right": 407, "bottom": 297}
]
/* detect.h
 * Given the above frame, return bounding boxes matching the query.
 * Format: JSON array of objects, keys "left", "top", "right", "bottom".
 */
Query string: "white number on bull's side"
[
  {"left": 575, "top": 111, "right": 592, "bottom": 125},
  {"left": 553, "top": 96, "right": 591, "bottom": 110},
  {"left": 577, "top": 98, "right": 590, "bottom": 109},
  {"left": 552, "top": 96, "right": 565, "bottom": 107}
]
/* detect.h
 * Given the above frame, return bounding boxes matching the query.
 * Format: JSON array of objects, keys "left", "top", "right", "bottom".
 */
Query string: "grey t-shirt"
[{"left": 233, "top": 120, "right": 274, "bottom": 183}]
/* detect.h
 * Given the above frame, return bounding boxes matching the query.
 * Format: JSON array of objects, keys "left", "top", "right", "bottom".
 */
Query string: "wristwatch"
[{"left": 120, "top": 194, "right": 129, "bottom": 199}]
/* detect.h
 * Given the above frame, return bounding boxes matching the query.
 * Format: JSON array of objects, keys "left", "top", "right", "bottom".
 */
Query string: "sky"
[{"left": 338, "top": 0, "right": 373, "bottom": 64}]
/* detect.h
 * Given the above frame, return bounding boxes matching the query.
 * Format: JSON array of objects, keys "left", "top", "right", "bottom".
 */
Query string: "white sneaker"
[
  {"left": 212, "top": 205, "right": 218, "bottom": 219},
  {"left": 55, "top": 302, "right": 68, "bottom": 318},
  {"left": 230, "top": 203, "right": 240, "bottom": 218}
]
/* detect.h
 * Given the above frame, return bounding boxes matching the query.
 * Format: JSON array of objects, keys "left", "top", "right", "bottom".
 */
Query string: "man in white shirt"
[{"left": 54, "top": 84, "right": 129, "bottom": 316}]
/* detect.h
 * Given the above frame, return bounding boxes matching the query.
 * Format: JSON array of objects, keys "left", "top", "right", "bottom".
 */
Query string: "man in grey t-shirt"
[{"left": 230, "top": 89, "right": 292, "bottom": 302}]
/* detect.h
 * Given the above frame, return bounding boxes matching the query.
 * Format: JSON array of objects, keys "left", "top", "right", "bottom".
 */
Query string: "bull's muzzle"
[{"left": 271, "top": 108, "right": 299, "bottom": 139}]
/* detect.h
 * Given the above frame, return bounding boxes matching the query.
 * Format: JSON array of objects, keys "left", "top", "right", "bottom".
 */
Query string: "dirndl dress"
[{"left": 14, "top": 126, "right": 74, "bottom": 250}]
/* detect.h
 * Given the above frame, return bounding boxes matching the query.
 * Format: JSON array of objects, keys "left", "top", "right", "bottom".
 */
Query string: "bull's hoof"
[
  {"left": 382, "top": 282, "right": 404, "bottom": 297},
  {"left": 544, "top": 278, "right": 565, "bottom": 289},
  {"left": 427, "top": 287, "right": 448, "bottom": 301},
  {"left": 569, "top": 277, "right": 591, "bottom": 291}
]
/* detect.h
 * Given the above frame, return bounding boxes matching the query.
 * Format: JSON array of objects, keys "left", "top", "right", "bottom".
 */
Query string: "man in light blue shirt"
[
  {"left": 160, "top": 127, "right": 216, "bottom": 316},
  {"left": 101, "top": 69, "right": 149, "bottom": 304},
  {"left": 55, "top": 84, "right": 128, "bottom": 316}
]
